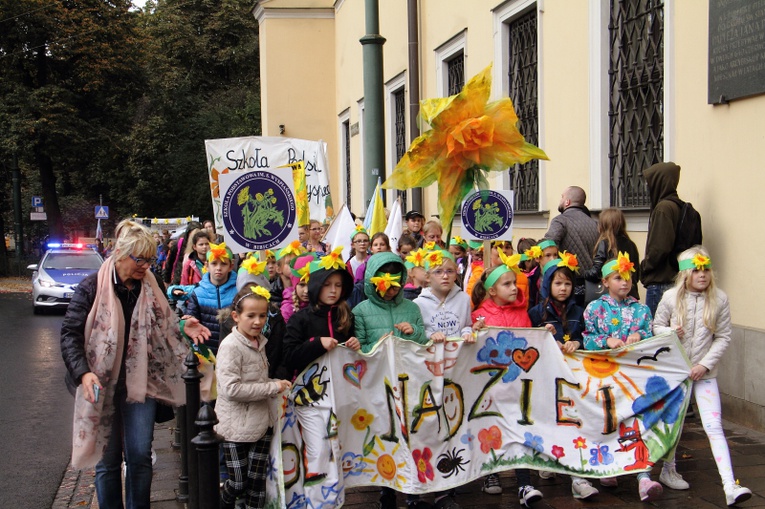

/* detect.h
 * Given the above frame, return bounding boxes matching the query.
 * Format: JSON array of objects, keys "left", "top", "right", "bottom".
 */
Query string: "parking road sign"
[{"left": 32, "top": 196, "right": 42, "bottom": 208}]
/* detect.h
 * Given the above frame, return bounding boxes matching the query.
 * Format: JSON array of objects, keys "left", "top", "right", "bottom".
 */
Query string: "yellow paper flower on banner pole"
[
  {"left": 319, "top": 246, "right": 346, "bottom": 271},
  {"left": 241, "top": 256, "right": 267, "bottom": 275},
  {"left": 382, "top": 64, "right": 549, "bottom": 229},
  {"left": 557, "top": 251, "right": 580, "bottom": 273},
  {"left": 370, "top": 272, "right": 401, "bottom": 297}
]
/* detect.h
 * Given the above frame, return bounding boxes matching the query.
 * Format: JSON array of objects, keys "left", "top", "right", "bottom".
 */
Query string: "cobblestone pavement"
[{"left": 50, "top": 416, "right": 764, "bottom": 508}]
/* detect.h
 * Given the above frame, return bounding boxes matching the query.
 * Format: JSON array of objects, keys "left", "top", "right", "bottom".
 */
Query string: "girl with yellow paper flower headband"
[
  {"left": 582, "top": 251, "right": 661, "bottom": 502},
  {"left": 517, "top": 237, "right": 542, "bottom": 308},
  {"left": 217, "top": 285, "right": 292, "bottom": 509},
  {"left": 347, "top": 225, "right": 370, "bottom": 284},
  {"left": 283, "top": 249, "right": 360, "bottom": 377},
  {"left": 652, "top": 246, "right": 752, "bottom": 505}
]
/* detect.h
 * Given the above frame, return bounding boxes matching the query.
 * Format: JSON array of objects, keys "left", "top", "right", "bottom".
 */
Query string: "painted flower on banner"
[
  {"left": 210, "top": 167, "right": 230, "bottom": 198},
  {"left": 478, "top": 425, "right": 503, "bottom": 454},
  {"left": 460, "top": 429, "right": 476, "bottom": 450},
  {"left": 551, "top": 445, "right": 565, "bottom": 461},
  {"left": 476, "top": 330, "right": 528, "bottom": 382},
  {"left": 412, "top": 448, "right": 435, "bottom": 483},
  {"left": 573, "top": 436, "right": 587, "bottom": 449},
  {"left": 632, "top": 376, "right": 686, "bottom": 428},
  {"left": 523, "top": 432, "right": 544, "bottom": 455},
  {"left": 351, "top": 408, "right": 375, "bottom": 430}
]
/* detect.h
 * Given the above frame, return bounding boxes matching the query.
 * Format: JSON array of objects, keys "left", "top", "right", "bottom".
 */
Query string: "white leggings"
[{"left": 667, "top": 378, "right": 736, "bottom": 487}]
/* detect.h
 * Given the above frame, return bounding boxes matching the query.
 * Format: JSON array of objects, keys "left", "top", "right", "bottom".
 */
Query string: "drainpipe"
[
  {"left": 407, "top": 0, "right": 422, "bottom": 213},
  {"left": 360, "top": 0, "right": 386, "bottom": 207}
]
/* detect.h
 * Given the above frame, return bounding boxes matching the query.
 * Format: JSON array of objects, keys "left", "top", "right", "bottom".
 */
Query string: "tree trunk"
[{"left": 36, "top": 143, "right": 64, "bottom": 240}]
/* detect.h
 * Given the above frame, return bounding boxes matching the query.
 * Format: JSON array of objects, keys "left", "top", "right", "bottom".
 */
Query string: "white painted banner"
[
  {"left": 261, "top": 331, "right": 692, "bottom": 508},
  {"left": 205, "top": 136, "right": 334, "bottom": 232}
]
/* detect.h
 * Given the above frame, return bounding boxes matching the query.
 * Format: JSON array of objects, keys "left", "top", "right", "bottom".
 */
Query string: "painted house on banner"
[{"left": 253, "top": 0, "right": 765, "bottom": 430}]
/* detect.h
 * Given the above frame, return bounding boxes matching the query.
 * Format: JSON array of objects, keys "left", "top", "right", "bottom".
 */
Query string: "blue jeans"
[
  {"left": 645, "top": 283, "right": 673, "bottom": 317},
  {"left": 95, "top": 390, "right": 156, "bottom": 509}
]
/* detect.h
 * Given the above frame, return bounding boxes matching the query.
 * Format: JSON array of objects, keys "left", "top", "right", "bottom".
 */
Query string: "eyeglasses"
[
  {"left": 129, "top": 254, "right": 157, "bottom": 267},
  {"left": 310, "top": 227, "right": 322, "bottom": 231},
  {"left": 354, "top": 239, "right": 369, "bottom": 243},
  {"left": 432, "top": 269, "right": 457, "bottom": 277}
]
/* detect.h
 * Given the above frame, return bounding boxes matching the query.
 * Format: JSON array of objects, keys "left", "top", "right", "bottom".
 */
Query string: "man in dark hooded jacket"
[{"left": 641, "top": 161, "right": 684, "bottom": 315}]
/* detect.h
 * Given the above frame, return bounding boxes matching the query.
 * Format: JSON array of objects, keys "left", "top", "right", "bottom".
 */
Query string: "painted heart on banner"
[
  {"left": 512, "top": 347, "right": 540, "bottom": 372},
  {"left": 343, "top": 360, "right": 367, "bottom": 388}
]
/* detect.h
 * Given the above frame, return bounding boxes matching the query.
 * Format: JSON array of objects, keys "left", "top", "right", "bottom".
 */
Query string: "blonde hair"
[
  {"left": 421, "top": 219, "right": 443, "bottom": 238},
  {"left": 673, "top": 245, "right": 718, "bottom": 332},
  {"left": 113, "top": 219, "right": 156, "bottom": 261}
]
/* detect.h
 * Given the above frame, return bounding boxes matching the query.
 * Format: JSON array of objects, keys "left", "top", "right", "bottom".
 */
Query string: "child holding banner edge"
[
  {"left": 582, "top": 252, "right": 663, "bottom": 502},
  {"left": 653, "top": 246, "right": 751, "bottom": 506},
  {"left": 471, "top": 251, "right": 543, "bottom": 507}
]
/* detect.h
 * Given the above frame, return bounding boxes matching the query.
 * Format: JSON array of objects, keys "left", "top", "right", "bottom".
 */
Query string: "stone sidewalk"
[{"left": 53, "top": 415, "right": 765, "bottom": 508}]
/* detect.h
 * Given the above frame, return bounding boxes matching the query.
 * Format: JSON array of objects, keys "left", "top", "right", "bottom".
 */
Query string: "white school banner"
[
  {"left": 262, "top": 331, "right": 692, "bottom": 508},
  {"left": 205, "top": 136, "right": 334, "bottom": 230}
]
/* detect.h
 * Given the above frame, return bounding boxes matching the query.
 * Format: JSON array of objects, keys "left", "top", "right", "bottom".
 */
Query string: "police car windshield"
[{"left": 43, "top": 252, "right": 102, "bottom": 270}]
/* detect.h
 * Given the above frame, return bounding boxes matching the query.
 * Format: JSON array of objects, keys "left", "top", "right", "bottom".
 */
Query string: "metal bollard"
[
  {"left": 176, "top": 404, "right": 189, "bottom": 501},
  {"left": 182, "top": 350, "right": 203, "bottom": 509},
  {"left": 192, "top": 403, "right": 223, "bottom": 509}
]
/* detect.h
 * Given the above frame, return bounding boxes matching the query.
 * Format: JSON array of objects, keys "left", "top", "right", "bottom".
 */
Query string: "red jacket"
[{"left": 471, "top": 291, "right": 531, "bottom": 328}]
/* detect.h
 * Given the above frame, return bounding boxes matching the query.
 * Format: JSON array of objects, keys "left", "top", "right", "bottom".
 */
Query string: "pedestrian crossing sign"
[{"left": 95, "top": 206, "right": 109, "bottom": 219}]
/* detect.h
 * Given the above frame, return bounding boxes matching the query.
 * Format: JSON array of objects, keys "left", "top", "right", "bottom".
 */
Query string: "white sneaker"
[
  {"left": 571, "top": 478, "right": 599, "bottom": 500},
  {"left": 482, "top": 473, "right": 502, "bottom": 495},
  {"left": 659, "top": 465, "right": 689, "bottom": 490},
  {"left": 638, "top": 477, "right": 663, "bottom": 502},
  {"left": 725, "top": 484, "right": 752, "bottom": 506},
  {"left": 538, "top": 470, "right": 555, "bottom": 479},
  {"left": 600, "top": 476, "right": 618, "bottom": 488},
  {"left": 518, "top": 485, "right": 543, "bottom": 507}
]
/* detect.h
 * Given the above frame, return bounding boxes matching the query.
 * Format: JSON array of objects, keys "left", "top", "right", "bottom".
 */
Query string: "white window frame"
[
  {"left": 589, "top": 0, "right": 674, "bottom": 231},
  {"left": 493, "top": 0, "right": 548, "bottom": 228},
  {"left": 435, "top": 30, "right": 467, "bottom": 98},
  {"left": 338, "top": 108, "right": 351, "bottom": 209},
  {"left": 385, "top": 72, "right": 407, "bottom": 206},
  {"left": 357, "top": 98, "right": 366, "bottom": 217}
]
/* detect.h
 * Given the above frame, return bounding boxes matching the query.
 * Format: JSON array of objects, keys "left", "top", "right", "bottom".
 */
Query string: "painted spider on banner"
[{"left": 437, "top": 447, "right": 469, "bottom": 478}]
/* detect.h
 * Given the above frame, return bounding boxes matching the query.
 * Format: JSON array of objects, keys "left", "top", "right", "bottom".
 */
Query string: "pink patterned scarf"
[{"left": 71, "top": 256, "right": 189, "bottom": 468}]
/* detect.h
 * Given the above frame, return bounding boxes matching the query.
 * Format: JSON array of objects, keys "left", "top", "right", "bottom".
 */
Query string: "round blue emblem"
[
  {"left": 461, "top": 191, "right": 513, "bottom": 240},
  {"left": 221, "top": 170, "right": 296, "bottom": 250}
]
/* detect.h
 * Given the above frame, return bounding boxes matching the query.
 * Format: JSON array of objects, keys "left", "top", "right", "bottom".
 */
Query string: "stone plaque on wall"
[{"left": 708, "top": 0, "right": 765, "bottom": 104}]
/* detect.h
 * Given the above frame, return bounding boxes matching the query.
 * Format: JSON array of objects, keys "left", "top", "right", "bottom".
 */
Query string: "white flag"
[
  {"left": 323, "top": 204, "right": 357, "bottom": 261},
  {"left": 384, "top": 197, "right": 404, "bottom": 254}
]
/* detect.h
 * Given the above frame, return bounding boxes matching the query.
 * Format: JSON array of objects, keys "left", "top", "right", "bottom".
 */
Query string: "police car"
[{"left": 28, "top": 243, "right": 104, "bottom": 313}]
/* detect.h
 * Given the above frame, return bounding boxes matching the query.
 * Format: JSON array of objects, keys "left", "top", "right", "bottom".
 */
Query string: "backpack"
[{"left": 673, "top": 201, "right": 703, "bottom": 255}]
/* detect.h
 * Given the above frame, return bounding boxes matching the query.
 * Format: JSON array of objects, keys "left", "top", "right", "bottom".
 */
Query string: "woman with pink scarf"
[{"left": 61, "top": 219, "right": 209, "bottom": 509}]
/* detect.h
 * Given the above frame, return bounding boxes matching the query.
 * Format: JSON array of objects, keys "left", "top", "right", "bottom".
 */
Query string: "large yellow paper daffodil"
[{"left": 382, "top": 64, "right": 548, "bottom": 228}]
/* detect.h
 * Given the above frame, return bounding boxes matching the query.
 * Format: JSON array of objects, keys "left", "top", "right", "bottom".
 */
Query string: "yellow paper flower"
[
  {"left": 250, "top": 285, "right": 271, "bottom": 301},
  {"left": 524, "top": 245, "right": 543, "bottom": 260},
  {"left": 453, "top": 235, "right": 464, "bottom": 245},
  {"left": 207, "top": 242, "right": 231, "bottom": 263},
  {"left": 557, "top": 251, "right": 580, "bottom": 273},
  {"left": 692, "top": 253, "right": 711, "bottom": 269},
  {"left": 615, "top": 251, "right": 636, "bottom": 281},
  {"left": 265, "top": 249, "right": 276, "bottom": 260},
  {"left": 406, "top": 248, "right": 426, "bottom": 268},
  {"left": 423, "top": 241, "right": 437, "bottom": 251},
  {"left": 279, "top": 239, "right": 305, "bottom": 258},
  {"left": 370, "top": 272, "right": 401, "bottom": 297},
  {"left": 425, "top": 250, "right": 444, "bottom": 268},
  {"left": 319, "top": 246, "right": 346, "bottom": 271},
  {"left": 241, "top": 256, "right": 267, "bottom": 275},
  {"left": 497, "top": 248, "right": 522, "bottom": 274},
  {"left": 382, "top": 64, "right": 549, "bottom": 228},
  {"left": 296, "top": 264, "right": 311, "bottom": 283},
  {"left": 563, "top": 334, "right": 571, "bottom": 342}
]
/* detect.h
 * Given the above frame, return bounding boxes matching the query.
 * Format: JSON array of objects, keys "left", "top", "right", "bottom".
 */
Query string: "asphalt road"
[{"left": 0, "top": 292, "right": 74, "bottom": 509}]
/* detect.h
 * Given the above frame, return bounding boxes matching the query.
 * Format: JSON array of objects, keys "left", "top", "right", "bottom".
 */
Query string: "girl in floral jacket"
[{"left": 582, "top": 252, "right": 662, "bottom": 502}]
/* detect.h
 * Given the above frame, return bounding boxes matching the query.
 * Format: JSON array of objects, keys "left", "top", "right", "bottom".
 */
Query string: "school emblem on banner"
[
  {"left": 460, "top": 190, "right": 514, "bottom": 241},
  {"left": 219, "top": 168, "right": 297, "bottom": 253}
]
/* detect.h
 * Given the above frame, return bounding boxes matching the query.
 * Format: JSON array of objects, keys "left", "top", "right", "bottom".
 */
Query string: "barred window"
[
  {"left": 393, "top": 88, "right": 408, "bottom": 211},
  {"left": 507, "top": 9, "right": 539, "bottom": 212},
  {"left": 609, "top": 0, "right": 664, "bottom": 208},
  {"left": 447, "top": 53, "right": 465, "bottom": 96},
  {"left": 343, "top": 119, "right": 351, "bottom": 210}
]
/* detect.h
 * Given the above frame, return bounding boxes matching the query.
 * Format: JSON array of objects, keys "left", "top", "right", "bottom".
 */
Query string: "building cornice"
[{"left": 253, "top": 3, "right": 335, "bottom": 24}]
